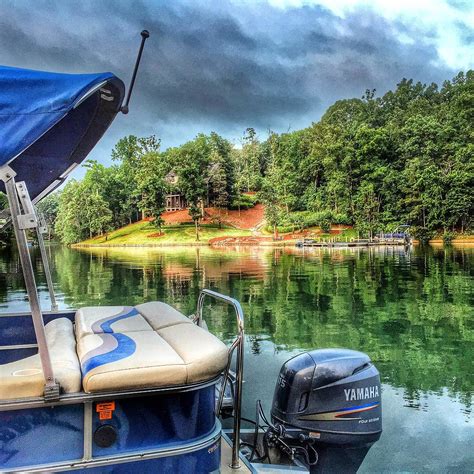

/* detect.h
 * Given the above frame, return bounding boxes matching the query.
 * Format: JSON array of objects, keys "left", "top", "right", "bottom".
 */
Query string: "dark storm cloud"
[{"left": 0, "top": 0, "right": 467, "bottom": 158}]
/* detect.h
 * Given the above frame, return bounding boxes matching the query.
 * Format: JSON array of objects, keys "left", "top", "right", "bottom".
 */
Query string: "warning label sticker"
[{"left": 96, "top": 401, "right": 115, "bottom": 420}]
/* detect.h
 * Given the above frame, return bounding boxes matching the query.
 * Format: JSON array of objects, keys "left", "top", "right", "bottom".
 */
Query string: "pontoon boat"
[{"left": 0, "top": 32, "right": 382, "bottom": 473}]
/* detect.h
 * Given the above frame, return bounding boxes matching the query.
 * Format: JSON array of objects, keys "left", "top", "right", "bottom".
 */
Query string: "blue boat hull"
[
  {"left": 0, "top": 386, "right": 220, "bottom": 472},
  {"left": 67, "top": 444, "right": 220, "bottom": 474}
]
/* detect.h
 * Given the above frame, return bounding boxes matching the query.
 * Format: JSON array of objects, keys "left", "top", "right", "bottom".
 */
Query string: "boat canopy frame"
[{"left": 1, "top": 169, "right": 59, "bottom": 398}]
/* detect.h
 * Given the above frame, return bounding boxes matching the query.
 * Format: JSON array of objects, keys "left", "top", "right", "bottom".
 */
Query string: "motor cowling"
[{"left": 271, "top": 348, "right": 382, "bottom": 447}]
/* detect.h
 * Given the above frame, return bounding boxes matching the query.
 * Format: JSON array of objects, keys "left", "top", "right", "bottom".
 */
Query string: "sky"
[{"left": 0, "top": 0, "right": 473, "bottom": 178}]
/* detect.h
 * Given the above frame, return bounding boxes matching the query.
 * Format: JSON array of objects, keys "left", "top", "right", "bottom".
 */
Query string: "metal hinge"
[
  {"left": 43, "top": 381, "right": 61, "bottom": 402},
  {"left": 17, "top": 213, "right": 38, "bottom": 229},
  {"left": 0, "top": 165, "right": 16, "bottom": 183}
]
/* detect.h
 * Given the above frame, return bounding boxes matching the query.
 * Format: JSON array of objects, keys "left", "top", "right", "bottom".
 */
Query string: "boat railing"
[{"left": 195, "top": 289, "right": 244, "bottom": 470}]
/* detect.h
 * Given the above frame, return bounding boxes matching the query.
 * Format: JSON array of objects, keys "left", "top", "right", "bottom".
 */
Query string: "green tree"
[
  {"left": 135, "top": 151, "right": 167, "bottom": 233},
  {"left": 55, "top": 180, "right": 84, "bottom": 244},
  {"left": 353, "top": 182, "right": 381, "bottom": 238},
  {"left": 176, "top": 135, "right": 210, "bottom": 240},
  {"left": 55, "top": 180, "right": 112, "bottom": 244},
  {"left": 236, "top": 128, "right": 262, "bottom": 192},
  {"left": 85, "top": 191, "right": 113, "bottom": 238},
  {"left": 259, "top": 181, "right": 282, "bottom": 240},
  {"left": 208, "top": 155, "right": 229, "bottom": 228},
  {"left": 208, "top": 132, "right": 235, "bottom": 207},
  {"left": 261, "top": 70, "right": 473, "bottom": 239},
  {"left": 111, "top": 135, "right": 161, "bottom": 221}
]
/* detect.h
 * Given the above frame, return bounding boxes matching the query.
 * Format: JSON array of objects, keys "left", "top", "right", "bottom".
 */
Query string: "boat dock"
[{"left": 296, "top": 238, "right": 410, "bottom": 248}]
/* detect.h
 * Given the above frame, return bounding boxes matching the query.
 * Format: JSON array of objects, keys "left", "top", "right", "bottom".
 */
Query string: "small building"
[
  {"left": 165, "top": 171, "right": 187, "bottom": 211},
  {"left": 166, "top": 193, "right": 187, "bottom": 211}
]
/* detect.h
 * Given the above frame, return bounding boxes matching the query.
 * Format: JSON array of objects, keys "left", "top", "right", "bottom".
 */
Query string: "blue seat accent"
[
  {"left": 96, "top": 307, "right": 140, "bottom": 334},
  {"left": 80, "top": 308, "right": 142, "bottom": 375},
  {"left": 81, "top": 333, "right": 136, "bottom": 375}
]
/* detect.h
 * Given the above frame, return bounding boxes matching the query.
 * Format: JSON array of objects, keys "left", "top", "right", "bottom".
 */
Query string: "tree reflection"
[{"left": 0, "top": 244, "right": 471, "bottom": 414}]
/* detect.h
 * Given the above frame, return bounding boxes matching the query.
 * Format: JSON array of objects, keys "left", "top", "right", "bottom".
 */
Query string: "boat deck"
[
  {"left": 220, "top": 432, "right": 308, "bottom": 473},
  {"left": 220, "top": 437, "right": 252, "bottom": 473}
]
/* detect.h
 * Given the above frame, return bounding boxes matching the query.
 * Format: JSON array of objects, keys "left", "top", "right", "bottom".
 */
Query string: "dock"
[{"left": 296, "top": 238, "right": 410, "bottom": 248}]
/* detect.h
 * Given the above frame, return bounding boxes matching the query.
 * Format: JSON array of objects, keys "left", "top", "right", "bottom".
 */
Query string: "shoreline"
[
  {"left": 72, "top": 241, "right": 290, "bottom": 248},
  {"left": 72, "top": 239, "right": 474, "bottom": 249}
]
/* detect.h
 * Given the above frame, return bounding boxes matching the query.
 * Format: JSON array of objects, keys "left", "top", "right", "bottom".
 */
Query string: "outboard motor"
[{"left": 270, "top": 348, "right": 382, "bottom": 472}]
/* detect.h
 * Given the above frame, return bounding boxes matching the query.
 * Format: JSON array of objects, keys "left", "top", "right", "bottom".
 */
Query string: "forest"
[{"left": 5, "top": 70, "right": 472, "bottom": 245}]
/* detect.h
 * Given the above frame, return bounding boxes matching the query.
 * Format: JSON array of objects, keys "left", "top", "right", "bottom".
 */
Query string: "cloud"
[
  {"left": 267, "top": 0, "right": 474, "bottom": 69},
  {"left": 0, "top": 0, "right": 471, "bottom": 173}
]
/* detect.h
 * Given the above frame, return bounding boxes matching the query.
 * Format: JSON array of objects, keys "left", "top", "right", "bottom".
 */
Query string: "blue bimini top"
[{"left": 0, "top": 65, "right": 125, "bottom": 201}]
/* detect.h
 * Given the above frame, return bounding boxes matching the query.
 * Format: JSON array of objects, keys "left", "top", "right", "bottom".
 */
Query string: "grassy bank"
[
  {"left": 74, "top": 219, "right": 474, "bottom": 248},
  {"left": 74, "top": 221, "right": 360, "bottom": 248},
  {"left": 74, "top": 220, "right": 252, "bottom": 247}
]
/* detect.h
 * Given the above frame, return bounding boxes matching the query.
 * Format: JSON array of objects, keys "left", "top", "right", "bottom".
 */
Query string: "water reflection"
[{"left": 1, "top": 244, "right": 473, "bottom": 471}]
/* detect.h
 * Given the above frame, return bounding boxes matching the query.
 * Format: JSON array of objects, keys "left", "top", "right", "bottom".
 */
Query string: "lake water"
[{"left": 1, "top": 244, "right": 473, "bottom": 472}]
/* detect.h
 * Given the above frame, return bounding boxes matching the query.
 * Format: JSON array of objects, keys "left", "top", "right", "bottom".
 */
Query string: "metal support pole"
[
  {"left": 197, "top": 289, "right": 244, "bottom": 469},
  {"left": 16, "top": 181, "right": 58, "bottom": 311},
  {"left": 83, "top": 402, "right": 93, "bottom": 461},
  {"left": 3, "top": 172, "right": 58, "bottom": 398},
  {"left": 36, "top": 229, "right": 58, "bottom": 311}
]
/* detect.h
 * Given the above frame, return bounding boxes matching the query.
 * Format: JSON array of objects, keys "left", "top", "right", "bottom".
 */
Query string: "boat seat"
[
  {"left": 0, "top": 318, "right": 81, "bottom": 400},
  {"left": 135, "top": 301, "right": 194, "bottom": 330},
  {"left": 75, "top": 302, "right": 228, "bottom": 393},
  {"left": 75, "top": 305, "right": 154, "bottom": 338}
]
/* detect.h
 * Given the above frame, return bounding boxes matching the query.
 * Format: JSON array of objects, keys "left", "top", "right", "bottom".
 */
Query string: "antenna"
[{"left": 121, "top": 29, "right": 150, "bottom": 114}]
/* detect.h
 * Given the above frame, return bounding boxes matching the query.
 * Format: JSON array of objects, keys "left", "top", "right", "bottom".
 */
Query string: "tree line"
[
  {"left": 4, "top": 70, "right": 471, "bottom": 245},
  {"left": 259, "top": 71, "right": 473, "bottom": 241}
]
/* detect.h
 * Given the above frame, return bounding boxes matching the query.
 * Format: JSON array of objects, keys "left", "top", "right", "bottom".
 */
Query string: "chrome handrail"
[{"left": 196, "top": 289, "right": 244, "bottom": 470}]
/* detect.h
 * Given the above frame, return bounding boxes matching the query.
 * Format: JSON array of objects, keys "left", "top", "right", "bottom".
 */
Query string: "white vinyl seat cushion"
[
  {"left": 135, "top": 301, "right": 193, "bottom": 330},
  {"left": 0, "top": 318, "right": 81, "bottom": 400},
  {"left": 75, "top": 305, "right": 153, "bottom": 338},
  {"left": 75, "top": 302, "right": 228, "bottom": 393},
  {"left": 77, "top": 331, "right": 188, "bottom": 392},
  {"left": 157, "top": 324, "right": 230, "bottom": 383}
]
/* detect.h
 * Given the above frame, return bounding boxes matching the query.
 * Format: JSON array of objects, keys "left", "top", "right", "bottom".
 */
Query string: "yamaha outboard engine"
[{"left": 270, "top": 348, "right": 382, "bottom": 472}]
